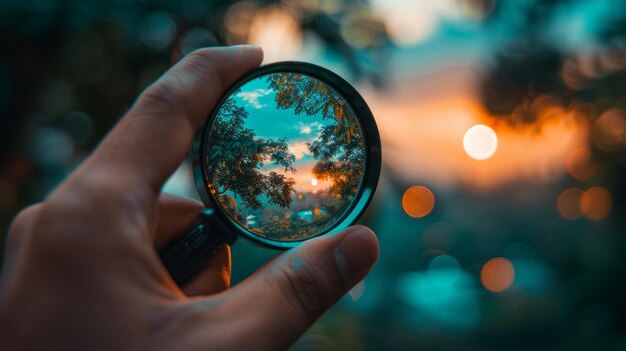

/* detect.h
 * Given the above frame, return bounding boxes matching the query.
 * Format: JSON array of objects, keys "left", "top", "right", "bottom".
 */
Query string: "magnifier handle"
[{"left": 159, "top": 208, "right": 236, "bottom": 287}]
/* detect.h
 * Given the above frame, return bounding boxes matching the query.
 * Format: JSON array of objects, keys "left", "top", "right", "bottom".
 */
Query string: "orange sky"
[{"left": 362, "top": 66, "right": 589, "bottom": 189}]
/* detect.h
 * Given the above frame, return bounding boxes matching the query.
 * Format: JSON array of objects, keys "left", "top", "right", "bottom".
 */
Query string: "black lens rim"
[{"left": 191, "top": 61, "right": 381, "bottom": 250}]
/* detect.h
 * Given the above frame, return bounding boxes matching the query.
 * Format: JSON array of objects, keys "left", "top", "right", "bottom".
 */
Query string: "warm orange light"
[
  {"left": 557, "top": 188, "right": 584, "bottom": 220},
  {"left": 481, "top": 257, "right": 515, "bottom": 292},
  {"left": 247, "top": 6, "right": 302, "bottom": 63},
  {"left": 463, "top": 124, "right": 498, "bottom": 160},
  {"left": 313, "top": 208, "right": 321, "bottom": 216},
  {"left": 297, "top": 193, "right": 304, "bottom": 201},
  {"left": 593, "top": 108, "right": 626, "bottom": 151},
  {"left": 581, "top": 186, "right": 612, "bottom": 220},
  {"left": 402, "top": 186, "right": 435, "bottom": 218},
  {"left": 566, "top": 147, "right": 596, "bottom": 180}
]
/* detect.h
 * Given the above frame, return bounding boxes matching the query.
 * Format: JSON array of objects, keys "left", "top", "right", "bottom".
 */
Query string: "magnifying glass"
[{"left": 159, "top": 62, "right": 381, "bottom": 286}]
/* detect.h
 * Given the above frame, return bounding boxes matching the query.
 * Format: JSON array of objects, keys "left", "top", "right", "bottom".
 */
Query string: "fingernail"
[
  {"left": 334, "top": 226, "right": 377, "bottom": 284},
  {"left": 235, "top": 44, "right": 261, "bottom": 50}
]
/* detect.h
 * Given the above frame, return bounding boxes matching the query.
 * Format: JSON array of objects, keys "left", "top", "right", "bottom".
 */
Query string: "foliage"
[
  {"left": 207, "top": 97, "right": 297, "bottom": 216},
  {"left": 266, "top": 73, "right": 364, "bottom": 198}
]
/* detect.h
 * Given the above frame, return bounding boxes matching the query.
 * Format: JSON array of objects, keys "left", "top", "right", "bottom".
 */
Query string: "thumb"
[{"left": 217, "top": 225, "right": 379, "bottom": 349}]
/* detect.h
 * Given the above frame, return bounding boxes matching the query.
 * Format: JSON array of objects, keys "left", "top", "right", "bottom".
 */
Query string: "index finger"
[{"left": 76, "top": 46, "right": 263, "bottom": 196}]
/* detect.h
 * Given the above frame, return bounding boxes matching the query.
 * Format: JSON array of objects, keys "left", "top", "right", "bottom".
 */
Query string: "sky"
[{"left": 232, "top": 73, "right": 337, "bottom": 193}]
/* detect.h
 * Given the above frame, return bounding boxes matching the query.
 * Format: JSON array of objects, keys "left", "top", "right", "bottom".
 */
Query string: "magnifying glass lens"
[
  {"left": 204, "top": 72, "right": 366, "bottom": 242},
  {"left": 161, "top": 62, "right": 380, "bottom": 285}
]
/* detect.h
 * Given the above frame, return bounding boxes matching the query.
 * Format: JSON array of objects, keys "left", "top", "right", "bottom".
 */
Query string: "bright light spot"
[
  {"left": 311, "top": 178, "right": 318, "bottom": 186},
  {"left": 313, "top": 208, "right": 321, "bottom": 216},
  {"left": 463, "top": 124, "right": 498, "bottom": 160},
  {"left": 481, "top": 257, "right": 515, "bottom": 293},
  {"left": 557, "top": 188, "right": 584, "bottom": 220},
  {"left": 248, "top": 6, "right": 302, "bottom": 63},
  {"left": 402, "top": 186, "right": 435, "bottom": 218},
  {"left": 581, "top": 187, "right": 612, "bottom": 220},
  {"left": 372, "top": 0, "right": 439, "bottom": 47}
]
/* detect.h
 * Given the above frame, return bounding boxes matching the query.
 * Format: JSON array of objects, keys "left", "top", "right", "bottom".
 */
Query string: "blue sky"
[{"left": 232, "top": 73, "right": 337, "bottom": 192}]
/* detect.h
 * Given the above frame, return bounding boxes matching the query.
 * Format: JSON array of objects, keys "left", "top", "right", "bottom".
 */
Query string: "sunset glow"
[{"left": 364, "top": 68, "right": 589, "bottom": 188}]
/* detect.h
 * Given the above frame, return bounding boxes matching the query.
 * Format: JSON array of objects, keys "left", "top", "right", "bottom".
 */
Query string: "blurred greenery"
[{"left": 2, "top": 0, "right": 626, "bottom": 350}]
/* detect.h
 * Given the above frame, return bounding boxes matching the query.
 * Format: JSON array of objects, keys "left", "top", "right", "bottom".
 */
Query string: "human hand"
[{"left": 0, "top": 46, "right": 379, "bottom": 350}]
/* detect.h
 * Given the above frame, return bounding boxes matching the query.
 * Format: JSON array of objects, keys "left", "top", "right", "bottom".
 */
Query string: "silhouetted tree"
[
  {"left": 266, "top": 73, "right": 364, "bottom": 198},
  {"left": 207, "top": 97, "right": 297, "bottom": 217}
]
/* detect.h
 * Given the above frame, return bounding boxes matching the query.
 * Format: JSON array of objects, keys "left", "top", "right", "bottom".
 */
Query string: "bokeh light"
[
  {"left": 566, "top": 147, "right": 596, "bottom": 180},
  {"left": 463, "top": 124, "right": 498, "bottom": 160},
  {"left": 481, "top": 257, "right": 515, "bottom": 292},
  {"left": 339, "top": 10, "right": 381, "bottom": 49},
  {"left": 592, "top": 108, "right": 626, "bottom": 151},
  {"left": 224, "top": 1, "right": 258, "bottom": 45},
  {"left": 372, "top": 0, "right": 438, "bottom": 47},
  {"left": 402, "top": 186, "right": 435, "bottom": 218},
  {"left": 136, "top": 12, "right": 177, "bottom": 52},
  {"left": 247, "top": 6, "right": 302, "bottom": 62},
  {"left": 581, "top": 186, "right": 612, "bottom": 220},
  {"left": 557, "top": 187, "right": 584, "bottom": 220},
  {"left": 4, "top": 0, "right": 626, "bottom": 349}
]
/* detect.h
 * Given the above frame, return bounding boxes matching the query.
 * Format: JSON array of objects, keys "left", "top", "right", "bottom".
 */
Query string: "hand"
[{"left": 0, "top": 46, "right": 379, "bottom": 350}]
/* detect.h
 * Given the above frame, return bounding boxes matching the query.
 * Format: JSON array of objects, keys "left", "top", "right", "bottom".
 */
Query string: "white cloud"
[
  {"left": 236, "top": 88, "right": 273, "bottom": 109},
  {"left": 288, "top": 142, "right": 310, "bottom": 160},
  {"left": 298, "top": 121, "right": 324, "bottom": 135}
]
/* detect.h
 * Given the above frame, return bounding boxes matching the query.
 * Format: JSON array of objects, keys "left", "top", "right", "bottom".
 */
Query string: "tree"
[
  {"left": 266, "top": 73, "right": 365, "bottom": 198},
  {"left": 206, "top": 96, "right": 297, "bottom": 218}
]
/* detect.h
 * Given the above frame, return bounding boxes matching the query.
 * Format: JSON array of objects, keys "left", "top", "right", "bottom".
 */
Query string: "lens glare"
[{"left": 204, "top": 72, "right": 366, "bottom": 241}]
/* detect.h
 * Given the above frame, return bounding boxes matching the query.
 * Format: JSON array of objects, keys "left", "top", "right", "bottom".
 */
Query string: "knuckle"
[
  {"left": 27, "top": 198, "right": 147, "bottom": 264},
  {"left": 183, "top": 49, "right": 225, "bottom": 86},
  {"left": 139, "top": 80, "right": 181, "bottom": 113},
  {"left": 7, "top": 204, "right": 43, "bottom": 244}
]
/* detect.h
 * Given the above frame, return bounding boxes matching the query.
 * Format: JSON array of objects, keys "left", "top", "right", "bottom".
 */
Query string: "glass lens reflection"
[{"left": 205, "top": 72, "right": 365, "bottom": 241}]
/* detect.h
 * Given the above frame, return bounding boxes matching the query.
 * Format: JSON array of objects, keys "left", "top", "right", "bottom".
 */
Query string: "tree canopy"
[
  {"left": 207, "top": 97, "right": 297, "bottom": 218},
  {"left": 267, "top": 73, "right": 365, "bottom": 198}
]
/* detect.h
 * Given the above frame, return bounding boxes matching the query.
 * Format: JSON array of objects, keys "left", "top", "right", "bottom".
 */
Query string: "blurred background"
[{"left": 1, "top": 0, "right": 626, "bottom": 349}]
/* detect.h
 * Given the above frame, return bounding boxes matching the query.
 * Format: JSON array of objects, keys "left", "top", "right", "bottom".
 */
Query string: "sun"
[
  {"left": 310, "top": 178, "right": 318, "bottom": 186},
  {"left": 463, "top": 124, "right": 498, "bottom": 160}
]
